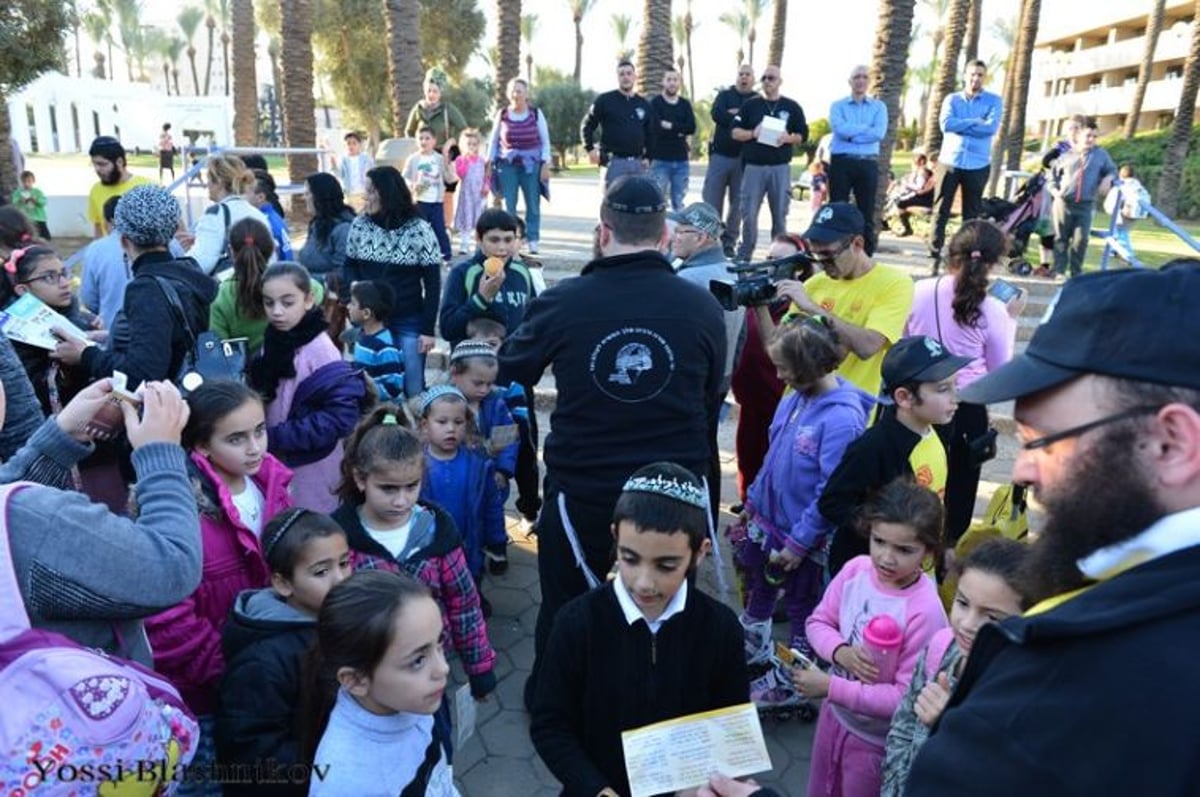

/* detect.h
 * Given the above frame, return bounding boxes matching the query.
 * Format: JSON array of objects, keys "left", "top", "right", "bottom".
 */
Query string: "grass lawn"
[{"left": 1084, "top": 214, "right": 1200, "bottom": 271}]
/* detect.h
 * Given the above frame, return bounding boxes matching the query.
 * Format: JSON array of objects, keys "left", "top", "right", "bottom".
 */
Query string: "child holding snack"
[
  {"left": 530, "top": 462, "right": 749, "bottom": 797},
  {"left": 793, "top": 478, "right": 948, "bottom": 797},
  {"left": 403, "top": 126, "right": 457, "bottom": 262}
]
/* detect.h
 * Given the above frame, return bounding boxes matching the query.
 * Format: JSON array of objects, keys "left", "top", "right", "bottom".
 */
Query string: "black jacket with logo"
[
  {"left": 580, "top": 90, "right": 655, "bottom": 160},
  {"left": 500, "top": 251, "right": 726, "bottom": 500}
]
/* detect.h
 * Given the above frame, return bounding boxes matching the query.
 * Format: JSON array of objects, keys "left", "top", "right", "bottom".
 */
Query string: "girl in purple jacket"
[
  {"left": 736, "top": 317, "right": 874, "bottom": 710},
  {"left": 248, "top": 263, "right": 366, "bottom": 513},
  {"left": 145, "top": 380, "right": 294, "bottom": 793}
]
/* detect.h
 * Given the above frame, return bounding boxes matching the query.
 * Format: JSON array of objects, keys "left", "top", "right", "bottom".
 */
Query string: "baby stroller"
[{"left": 978, "top": 169, "right": 1048, "bottom": 276}]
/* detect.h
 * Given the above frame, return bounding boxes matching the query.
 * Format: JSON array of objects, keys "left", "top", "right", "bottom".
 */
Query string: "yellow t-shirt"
[
  {"left": 87, "top": 175, "right": 152, "bottom": 231},
  {"left": 909, "top": 429, "right": 948, "bottom": 499},
  {"left": 803, "top": 263, "right": 914, "bottom": 398}
]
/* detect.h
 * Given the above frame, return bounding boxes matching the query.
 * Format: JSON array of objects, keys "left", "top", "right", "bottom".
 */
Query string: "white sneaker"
[{"left": 529, "top": 241, "right": 539, "bottom": 254}]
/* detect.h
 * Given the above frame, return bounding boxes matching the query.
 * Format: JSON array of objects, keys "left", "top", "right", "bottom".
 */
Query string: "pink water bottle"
[{"left": 862, "top": 615, "right": 903, "bottom": 683}]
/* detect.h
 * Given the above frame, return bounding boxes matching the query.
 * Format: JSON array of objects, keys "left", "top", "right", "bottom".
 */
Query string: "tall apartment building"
[{"left": 1029, "top": 1, "right": 1196, "bottom": 141}]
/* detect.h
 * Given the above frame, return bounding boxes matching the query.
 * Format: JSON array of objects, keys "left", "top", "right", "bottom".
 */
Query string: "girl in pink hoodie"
[
  {"left": 145, "top": 380, "right": 294, "bottom": 791},
  {"left": 793, "top": 479, "right": 948, "bottom": 797}
]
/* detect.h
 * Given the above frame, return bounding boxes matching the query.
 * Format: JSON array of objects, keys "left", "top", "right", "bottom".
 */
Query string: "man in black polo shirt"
[
  {"left": 648, "top": 68, "right": 696, "bottom": 211},
  {"left": 702, "top": 64, "right": 758, "bottom": 256},
  {"left": 732, "top": 64, "right": 807, "bottom": 261},
  {"left": 581, "top": 60, "right": 655, "bottom": 190}
]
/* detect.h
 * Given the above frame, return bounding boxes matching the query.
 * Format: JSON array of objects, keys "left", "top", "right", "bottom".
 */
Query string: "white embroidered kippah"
[{"left": 621, "top": 472, "right": 707, "bottom": 509}]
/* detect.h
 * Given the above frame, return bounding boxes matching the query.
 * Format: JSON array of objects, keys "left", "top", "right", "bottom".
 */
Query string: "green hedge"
[{"left": 1103, "top": 126, "right": 1200, "bottom": 219}]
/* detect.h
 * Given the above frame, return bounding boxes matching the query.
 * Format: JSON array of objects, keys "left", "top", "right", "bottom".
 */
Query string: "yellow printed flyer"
[{"left": 620, "top": 703, "right": 772, "bottom": 797}]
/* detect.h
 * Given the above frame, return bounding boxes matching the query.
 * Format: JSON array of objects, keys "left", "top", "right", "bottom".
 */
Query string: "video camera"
[{"left": 709, "top": 251, "right": 814, "bottom": 311}]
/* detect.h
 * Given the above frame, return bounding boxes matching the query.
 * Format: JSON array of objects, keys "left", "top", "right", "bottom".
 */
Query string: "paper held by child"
[
  {"left": 0, "top": 293, "right": 92, "bottom": 351},
  {"left": 757, "top": 116, "right": 787, "bottom": 147},
  {"left": 620, "top": 702, "right": 772, "bottom": 797}
]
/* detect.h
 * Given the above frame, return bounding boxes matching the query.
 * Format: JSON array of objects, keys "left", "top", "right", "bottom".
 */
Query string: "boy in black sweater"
[
  {"left": 530, "top": 462, "right": 749, "bottom": 797},
  {"left": 819, "top": 336, "right": 971, "bottom": 576}
]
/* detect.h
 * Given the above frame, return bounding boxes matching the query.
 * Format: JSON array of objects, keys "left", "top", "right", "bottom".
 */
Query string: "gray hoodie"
[{"left": 3, "top": 417, "right": 202, "bottom": 665}]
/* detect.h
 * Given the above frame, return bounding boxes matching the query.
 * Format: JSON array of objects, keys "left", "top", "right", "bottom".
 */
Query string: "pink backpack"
[{"left": 0, "top": 483, "right": 199, "bottom": 795}]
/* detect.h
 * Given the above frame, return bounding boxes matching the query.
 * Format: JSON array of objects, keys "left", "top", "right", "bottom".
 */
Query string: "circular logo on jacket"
[{"left": 589, "top": 327, "right": 675, "bottom": 402}]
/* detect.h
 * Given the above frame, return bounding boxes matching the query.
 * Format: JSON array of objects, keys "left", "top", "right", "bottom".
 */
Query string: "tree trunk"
[
  {"left": 280, "top": 0, "right": 317, "bottom": 182},
  {"left": 767, "top": 0, "right": 787, "bottom": 67},
  {"left": 188, "top": 48, "right": 201, "bottom": 95},
  {"left": 495, "top": 0, "right": 521, "bottom": 112},
  {"left": 963, "top": 0, "right": 981, "bottom": 64},
  {"left": 684, "top": 10, "right": 696, "bottom": 99},
  {"left": 1157, "top": 0, "right": 1200, "bottom": 217},
  {"left": 573, "top": 18, "right": 583, "bottom": 84},
  {"left": 1002, "top": 0, "right": 1040, "bottom": 173},
  {"left": 172, "top": 66, "right": 181, "bottom": 96},
  {"left": 636, "top": 0, "right": 673, "bottom": 97},
  {"left": 163, "top": 63, "right": 172, "bottom": 94},
  {"left": 0, "top": 97, "right": 16, "bottom": 199},
  {"left": 987, "top": 30, "right": 1020, "bottom": 194},
  {"left": 384, "top": 0, "right": 423, "bottom": 136},
  {"left": 922, "top": 0, "right": 970, "bottom": 156},
  {"left": 204, "top": 18, "right": 216, "bottom": 95},
  {"left": 231, "top": 0, "right": 258, "bottom": 146},
  {"left": 223, "top": 30, "right": 231, "bottom": 97},
  {"left": 1126, "top": 0, "right": 1167, "bottom": 138},
  {"left": 870, "top": 0, "right": 917, "bottom": 227}
]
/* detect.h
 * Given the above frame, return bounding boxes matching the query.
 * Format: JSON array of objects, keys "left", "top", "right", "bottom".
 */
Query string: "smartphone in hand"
[{"left": 989, "top": 278, "right": 1022, "bottom": 304}]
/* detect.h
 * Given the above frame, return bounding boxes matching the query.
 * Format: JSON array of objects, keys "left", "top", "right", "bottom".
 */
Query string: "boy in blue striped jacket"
[{"left": 349, "top": 280, "right": 405, "bottom": 402}]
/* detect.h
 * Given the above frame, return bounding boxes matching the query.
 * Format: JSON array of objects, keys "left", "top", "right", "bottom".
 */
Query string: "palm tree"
[
  {"left": 231, "top": 0, "right": 257, "bottom": 145},
  {"left": 1157, "top": 0, "right": 1200, "bottom": 217},
  {"left": 719, "top": 9, "right": 750, "bottom": 67},
  {"left": 1001, "top": 0, "right": 1041, "bottom": 174},
  {"left": 385, "top": 0, "right": 423, "bottom": 133},
  {"left": 569, "top": 0, "right": 595, "bottom": 84},
  {"left": 167, "top": 36, "right": 186, "bottom": 96},
  {"left": 83, "top": 11, "right": 110, "bottom": 79},
  {"left": 963, "top": 0, "right": 981, "bottom": 63},
  {"left": 921, "top": 0, "right": 969, "bottom": 156},
  {"left": 870, "top": 0, "right": 918, "bottom": 227},
  {"left": 113, "top": 0, "right": 141, "bottom": 82},
  {"left": 218, "top": 0, "right": 231, "bottom": 96},
  {"left": 1126, "top": 0, "right": 1167, "bottom": 138},
  {"left": 280, "top": 0, "right": 317, "bottom": 182},
  {"left": 744, "top": 0, "right": 768, "bottom": 69},
  {"left": 612, "top": 13, "right": 634, "bottom": 62},
  {"left": 495, "top": 0, "right": 521, "bottom": 111},
  {"left": 767, "top": 0, "right": 788, "bottom": 68},
  {"left": 683, "top": 0, "right": 697, "bottom": 99},
  {"left": 95, "top": 0, "right": 117, "bottom": 81},
  {"left": 178, "top": 5, "right": 204, "bottom": 95},
  {"left": 521, "top": 13, "right": 538, "bottom": 85},
  {"left": 203, "top": 0, "right": 218, "bottom": 95},
  {"left": 672, "top": 15, "right": 688, "bottom": 85},
  {"left": 636, "top": 0, "right": 673, "bottom": 96}
]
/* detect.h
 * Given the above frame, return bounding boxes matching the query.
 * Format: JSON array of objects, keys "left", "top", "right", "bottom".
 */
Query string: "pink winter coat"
[{"left": 144, "top": 450, "right": 294, "bottom": 715}]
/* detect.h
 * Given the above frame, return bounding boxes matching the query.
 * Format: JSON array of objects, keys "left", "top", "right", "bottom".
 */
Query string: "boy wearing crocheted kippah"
[{"left": 530, "top": 462, "right": 749, "bottom": 797}]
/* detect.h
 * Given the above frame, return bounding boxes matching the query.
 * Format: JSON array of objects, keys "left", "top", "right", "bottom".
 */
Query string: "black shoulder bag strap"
[{"left": 151, "top": 276, "right": 197, "bottom": 368}]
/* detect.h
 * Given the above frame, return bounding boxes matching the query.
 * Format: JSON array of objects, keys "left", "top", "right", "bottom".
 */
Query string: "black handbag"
[{"left": 152, "top": 276, "right": 247, "bottom": 394}]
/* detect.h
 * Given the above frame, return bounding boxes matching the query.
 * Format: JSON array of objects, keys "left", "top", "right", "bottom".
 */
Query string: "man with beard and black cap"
[
  {"left": 908, "top": 260, "right": 1200, "bottom": 795},
  {"left": 86, "top": 136, "right": 151, "bottom": 238}
]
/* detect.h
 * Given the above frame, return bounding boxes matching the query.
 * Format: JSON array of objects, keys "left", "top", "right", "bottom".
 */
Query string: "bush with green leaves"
[{"left": 532, "top": 82, "right": 597, "bottom": 170}]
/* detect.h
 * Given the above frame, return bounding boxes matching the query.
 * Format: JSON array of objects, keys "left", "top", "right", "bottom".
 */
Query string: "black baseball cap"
[
  {"left": 801, "top": 202, "right": 865, "bottom": 244},
  {"left": 962, "top": 263, "right": 1200, "bottom": 404},
  {"left": 880, "top": 336, "right": 973, "bottom": 400},
  {"left": 603, "top": 176, "right": 666, "bottom": 215}
]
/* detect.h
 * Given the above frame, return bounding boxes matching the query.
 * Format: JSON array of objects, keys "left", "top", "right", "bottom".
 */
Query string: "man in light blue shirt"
[
  {"left": 930, "top": 59, "right": 1002, "bottom": 263},
  {"left": 829, "top": 65, "right": 888, "bottom": 255}
]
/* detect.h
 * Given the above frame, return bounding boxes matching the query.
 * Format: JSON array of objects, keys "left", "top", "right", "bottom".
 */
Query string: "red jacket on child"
[{"left": 145, "top": 451, "right": 293, "bottom": 714}]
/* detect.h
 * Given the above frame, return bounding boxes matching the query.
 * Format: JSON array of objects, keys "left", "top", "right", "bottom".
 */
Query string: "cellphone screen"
[{"left": 989, "top": 279, "right": 1021, "bottom": 303}]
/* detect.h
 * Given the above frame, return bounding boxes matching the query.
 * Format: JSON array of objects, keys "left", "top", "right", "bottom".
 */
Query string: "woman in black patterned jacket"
[{"left": 343, "top": 166, "right": 442, "bottom": 398}]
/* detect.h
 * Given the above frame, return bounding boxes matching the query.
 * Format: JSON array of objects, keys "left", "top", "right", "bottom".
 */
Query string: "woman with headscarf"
[{"left": 405, "top": 70, "right": 468, "bottom": 235}]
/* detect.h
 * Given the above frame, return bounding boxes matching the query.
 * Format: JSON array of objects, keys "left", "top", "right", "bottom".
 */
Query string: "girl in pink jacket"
[
  {"left": 145, "top": 380, "right": 293, "bottom": 790},
  {"left": 792, "top": 479, "right": 948, "bottom": 797}
]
